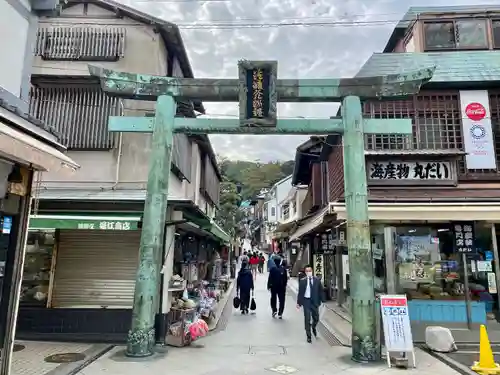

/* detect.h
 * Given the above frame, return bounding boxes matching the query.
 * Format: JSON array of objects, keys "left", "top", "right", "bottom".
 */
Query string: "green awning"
[
  {"left": 29, "top": 214, "right": 141, "bottom": 231},
  {"left": 209, "top": 222, "right": 230, "bottom": 243}
]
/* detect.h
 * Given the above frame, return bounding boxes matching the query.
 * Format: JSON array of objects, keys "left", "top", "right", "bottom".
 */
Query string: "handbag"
[
  {"left": 233, "top": 296, "right": 240, "bottom": 309},
  {"left": 250, "top": 296, "right": 256, "bottom": 311}
]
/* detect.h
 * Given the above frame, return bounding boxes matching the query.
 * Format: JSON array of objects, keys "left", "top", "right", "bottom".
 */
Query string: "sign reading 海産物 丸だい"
[{"left": 238, "top": 60, "right": 277, "bottom": 127}]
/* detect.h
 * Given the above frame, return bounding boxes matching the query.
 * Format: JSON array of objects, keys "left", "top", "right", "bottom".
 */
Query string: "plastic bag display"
[{"left": 187, "top": 318, "right": 209, "bottom": 341}]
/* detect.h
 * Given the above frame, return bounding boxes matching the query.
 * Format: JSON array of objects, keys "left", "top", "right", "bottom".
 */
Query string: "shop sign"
[
  {"left": 319, "top": 233, "right": 336, "bottom": 254},
  {"left": 29, "top": 216, "right": 139, "bottom": 231},
  {"left": 238, "top": 60, "right": 277, "bottom": 127},
  {"left": 368, "top": 161, "right": 453, "bottom": 182},
  {"left": 314, "top": 253, "right": 324, "bottom": 283},
  {"left": 380, "top": 295, "right": 414, "bottom": 354},
  {"left": 76, "top": 221, "right": 133, "bottom": 230},
  {"left": 460, "top": 90, "right": 496, "bottom": 170},
  {"left": 452, "top": 222, "right": 476, "bottom": 253}
]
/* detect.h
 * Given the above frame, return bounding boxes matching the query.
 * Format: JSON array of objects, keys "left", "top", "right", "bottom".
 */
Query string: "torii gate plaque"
[{"left": 89, "top": 61, "right": 434, "bottom": 362}]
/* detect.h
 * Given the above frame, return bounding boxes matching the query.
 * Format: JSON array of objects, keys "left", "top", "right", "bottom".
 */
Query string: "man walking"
[
  {"left": 267, "top": 257, "right": 288, "bottom": 319},
  {"left": 296, "top": 265, "right": 324, "bottom": 343}
]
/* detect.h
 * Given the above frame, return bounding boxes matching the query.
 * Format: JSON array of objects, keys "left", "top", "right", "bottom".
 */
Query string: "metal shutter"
[{"left": 52, "top": 230, "right": 140, "bottom": 308}]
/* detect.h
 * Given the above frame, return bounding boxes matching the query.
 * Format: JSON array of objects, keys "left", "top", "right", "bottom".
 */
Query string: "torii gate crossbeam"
[{"left": 89, "top": 62, "right": 435, "bottom": 363}]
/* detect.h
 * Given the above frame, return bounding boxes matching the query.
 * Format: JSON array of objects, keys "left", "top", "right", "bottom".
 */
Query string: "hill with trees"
[{"left": 215, "top": 157, "right": 294, "bottom": 238}]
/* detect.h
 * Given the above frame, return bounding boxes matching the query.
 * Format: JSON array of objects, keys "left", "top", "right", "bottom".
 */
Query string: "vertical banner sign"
[
  {"left": 238, "top": 60, "right": 278, "bottom": 127},
  {"left": 452, "top": 221, "right": 476, "bottom": 253},
  {"left": 460, "top": 90, "right": 496, "bottom": 170},
  {"left": 314, "top": 253, "right": 325, "bottom": 284},
  {"left": 380, "top": 295, "right": 416, "bottom": 367}
]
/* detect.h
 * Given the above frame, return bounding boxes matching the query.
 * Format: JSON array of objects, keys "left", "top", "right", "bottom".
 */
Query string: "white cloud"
[{"left": 120, "top": 0, "right": 500, "bottom": 161}]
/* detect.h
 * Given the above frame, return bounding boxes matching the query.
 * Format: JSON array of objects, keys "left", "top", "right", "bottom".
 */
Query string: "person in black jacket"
[
  {"left": 236, "top": 261, "right": 254, "bottom": 314},
  {"left": 267, "top": 257, "right": 288, "bottom": 318},
  {"left": 296, "top": 265, "right": 324, "bottom": 342}
]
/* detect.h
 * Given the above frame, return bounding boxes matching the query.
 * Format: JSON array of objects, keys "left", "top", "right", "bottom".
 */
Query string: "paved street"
[
  {"left": 436, "top": 343, "right": 500, "bottom": 370},
  {"left": 78, "top": 272, "right": 460, "bottom": 375}
]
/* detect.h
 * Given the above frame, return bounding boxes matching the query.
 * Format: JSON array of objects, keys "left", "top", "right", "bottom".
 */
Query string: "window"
[
  {"left": 35, "top": 27, "right": 126, "bottom": 61},
  {"left": 271, "top": 206, "right": 276, "bottom": 217},
  {"left": 424, "top": 20, "right": 488, "bottom": 50},
  {"left": 493, "top": 20, "right": 500, "bottom": 48}
]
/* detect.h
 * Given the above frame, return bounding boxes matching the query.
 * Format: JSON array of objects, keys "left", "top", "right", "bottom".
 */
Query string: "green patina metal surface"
[
  {"left": 357, "top": 51, "right": 500, "bottom": 83},
  {"left": 342, "top": 96, "right": 379, "bottom": 362},
  {"left": 88, "top": 65, "right": 434, "bottom": 102},
  {"left": 108, "top": 117, "right": 413, "bottom": 135},
  {"left": 126, "top": 95, "right": 176, "bottom": 358},
  {"left": 94, "top": 60, "right": 435, "bottom": 360}
]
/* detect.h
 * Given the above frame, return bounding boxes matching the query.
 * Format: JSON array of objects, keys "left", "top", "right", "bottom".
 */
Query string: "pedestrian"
[
  {"left": 236, "top": 261, "right": 254, "bottom": 314},
  {"left": 296, "top": 265, "right": 324, "bottom": 343},
  {"left": 267, "top": 249, "right": 280, "bottom": 271},
  {"left": 258, "top": 252, "right": 265, "bottom": 273},
  {"left": 249, "top": 252, "right": 259, "bottom": 279},
  {"left": 267, "top": 256, "right": 288, "bottom": 319},
  {"left": 239, "top": 251, "right": 249, "bottom": 269}
]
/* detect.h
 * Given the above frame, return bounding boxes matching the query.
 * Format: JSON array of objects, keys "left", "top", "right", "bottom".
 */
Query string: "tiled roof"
[
  {"left": 356, "top": 51, "right": 500, "bottom": 83},
  {"left": 0, "top": 89, "right": 59, "bottom": 138}
]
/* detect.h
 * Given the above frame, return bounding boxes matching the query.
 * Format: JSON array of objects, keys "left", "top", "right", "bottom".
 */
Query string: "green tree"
[{"left": 215, "top": 177, "right": 246, "bottom": 237}]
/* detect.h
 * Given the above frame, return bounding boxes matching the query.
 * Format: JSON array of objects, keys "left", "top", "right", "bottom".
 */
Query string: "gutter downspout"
[{"left": 111, "top": 101, "right": 124, "bottom": 190}]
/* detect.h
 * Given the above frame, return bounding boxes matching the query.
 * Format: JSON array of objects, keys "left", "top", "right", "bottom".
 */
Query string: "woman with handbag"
[{"left": 236, "top": 261, "right": 254, "bottom": 314}]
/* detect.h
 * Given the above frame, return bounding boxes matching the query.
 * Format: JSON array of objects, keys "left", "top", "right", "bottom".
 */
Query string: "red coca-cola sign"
[{"left": 465, "top": 102, "right": 486, "bottom": 121}]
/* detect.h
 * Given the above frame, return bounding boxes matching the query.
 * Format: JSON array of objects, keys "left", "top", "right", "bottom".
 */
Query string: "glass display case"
[{"left": 20, "top": 230, "right": 55, "bottom": 306}]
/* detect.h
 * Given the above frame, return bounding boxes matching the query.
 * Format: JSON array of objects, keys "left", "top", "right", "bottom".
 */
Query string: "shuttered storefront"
[{"left": 51, "top": 230, "right": 140, "bottom": 308}]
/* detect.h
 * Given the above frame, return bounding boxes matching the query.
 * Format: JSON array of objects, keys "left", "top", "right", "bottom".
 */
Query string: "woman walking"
[
  {"left": 236, "top": 261, "right": 254, "bottom": 314},
  {"left": 249, "top": 252, "right": 259, "bottom": 280}
]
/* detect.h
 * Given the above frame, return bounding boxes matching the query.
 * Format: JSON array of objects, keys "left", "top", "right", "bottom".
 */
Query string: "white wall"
[{"left": 0, "top": 0, "right": 30, "bottom": 97}]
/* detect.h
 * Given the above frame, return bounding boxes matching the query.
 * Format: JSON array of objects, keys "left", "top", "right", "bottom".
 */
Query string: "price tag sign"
[{"left": 380, "top": 295, "right": 414, "bottom": 352}]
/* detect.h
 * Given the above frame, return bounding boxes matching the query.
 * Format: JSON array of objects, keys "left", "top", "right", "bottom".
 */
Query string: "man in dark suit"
[{"left": 296, "top": 265, "right": 324, "bottom": 343}]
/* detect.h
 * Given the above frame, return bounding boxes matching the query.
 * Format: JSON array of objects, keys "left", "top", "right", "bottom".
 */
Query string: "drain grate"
[
  {"left": 44, "top": 352, "right": 86, "bottom": 363},
  {"left": 13, "top": 344, "right": 25, "bottom": 352},
  {"left": 249, "top": 345, "right": 287, "bottom": 355},
  {"left": 317, "top": 321, "right": 343, "bottom": 346}
]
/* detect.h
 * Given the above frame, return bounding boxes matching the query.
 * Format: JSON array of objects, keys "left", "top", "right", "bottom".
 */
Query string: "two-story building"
[
  {"left": 293, "top": 5, "right": 500, "bottom": 339},
  {"left": 16, "top": 0, "right": 228, "bottom": 343},
  {"left": 262, "top": 175, "right": 292, "bottom": 250},
  {"left": 0, "top": 0, "right": 80, "bottom": 371}
]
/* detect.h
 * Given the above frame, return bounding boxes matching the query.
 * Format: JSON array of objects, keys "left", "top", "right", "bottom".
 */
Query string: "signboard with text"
[
  {"left": 238, "top": 60, "right": 277, "bottom": 127},
  {"left": 452, "top": 221, "right": 476, "bottom": 253},
  {"left": 380, "top": 295, "right": 416, "bottom": 367},
  {"left": 368, "top": 161, "right": 455, "bottom": 185},
  {"left": 460, "top": 90, "right": 496, "bottom": 170},
  {"left": 29, "top": 216, "right": 139, "bottom": 231}
]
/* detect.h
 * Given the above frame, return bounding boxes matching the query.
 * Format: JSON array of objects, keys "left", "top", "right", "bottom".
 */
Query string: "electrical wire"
[{"left": 37, "top": 18, "right": 402, "bottom": 29}]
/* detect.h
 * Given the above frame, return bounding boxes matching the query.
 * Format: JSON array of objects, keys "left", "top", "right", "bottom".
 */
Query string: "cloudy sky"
[{"left": 121, "top": 0, "right": 498, "bottom": 162}]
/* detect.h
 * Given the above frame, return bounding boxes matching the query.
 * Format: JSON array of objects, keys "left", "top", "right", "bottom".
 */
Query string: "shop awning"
[
  {"left": 273, "top": 220, "right": 297, "bottom": 239},
  {"left": 29, "top": 214, "right": 141, "bottom": 230},
  {"left": 181, "top": 211, "right": 230, "bottom": 244},
  {"left": 0, "top": 119, "right": 79, "bottom": 173},
  {"left": 331, "top": 202, "right": 500, "bottom": 221},
  {"left": 209, "top": 221, "right": 230, "bottom": 243},
  {"left": 289, "top": 206, "right": 330, "bottom": 241}
]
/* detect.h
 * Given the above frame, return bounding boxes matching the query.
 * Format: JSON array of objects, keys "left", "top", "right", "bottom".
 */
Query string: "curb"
[
  {"left": 422, "top": 347, "right": 478, "bottom": 375},
  {"left": 209, "top": 280, "right": 236, "bottom": 331},
  {"left": 287, "top": 283, "right": 347, "bottom": 347},
  {"left": 47, "top": 344, "right": 114, "bottom": 375}
]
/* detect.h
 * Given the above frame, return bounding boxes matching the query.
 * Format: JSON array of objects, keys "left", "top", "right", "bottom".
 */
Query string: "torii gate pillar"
[{"left": 89, "top": 62, "right": 435, "bottom": 363}]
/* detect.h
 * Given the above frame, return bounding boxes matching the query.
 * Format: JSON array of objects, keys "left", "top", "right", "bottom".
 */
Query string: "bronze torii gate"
[{"left": 89, "top": 61, "right": 434, "bottom": 362}]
